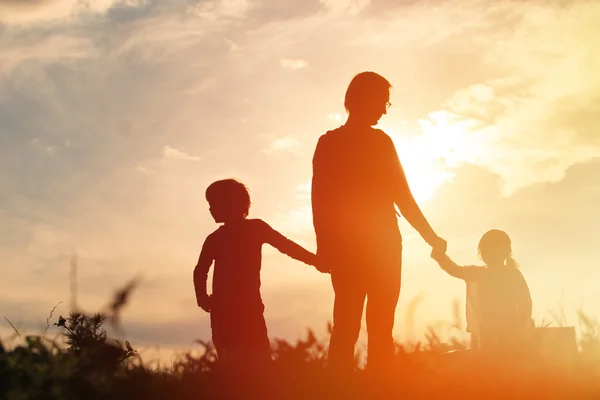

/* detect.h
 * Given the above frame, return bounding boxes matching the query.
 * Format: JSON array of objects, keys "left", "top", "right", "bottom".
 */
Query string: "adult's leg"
[
  {"left": 365, "top": 252, "right": 402, "bottom": 371},
  {"left": 327, "top": 267, "right": 367, "bottom": 373}
]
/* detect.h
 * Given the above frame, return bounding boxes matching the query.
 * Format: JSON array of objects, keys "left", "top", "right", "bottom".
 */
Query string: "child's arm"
[
  {"left": 430, "top": 248, "right": 479, "bottom": 280},
  {"left": 193, "top": 236, "right": 214, "bottom": 312},
  {"left": 258, "top": 220, "right": 319, "bottom": 268}
]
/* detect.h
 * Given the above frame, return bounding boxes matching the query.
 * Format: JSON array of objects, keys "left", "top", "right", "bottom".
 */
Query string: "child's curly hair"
[{"left": 205, "top": 179, "right": 251, "bottom": 218}]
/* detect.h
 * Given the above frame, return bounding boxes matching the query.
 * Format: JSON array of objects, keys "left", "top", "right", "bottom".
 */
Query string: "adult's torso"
[{"left": 315, "top": 126, "right": 401, "bottom": 259}]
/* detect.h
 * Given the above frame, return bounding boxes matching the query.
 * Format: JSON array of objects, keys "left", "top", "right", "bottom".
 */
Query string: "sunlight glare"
[{"left": 384, "top": 110, "right": 482, "bottom": 203}]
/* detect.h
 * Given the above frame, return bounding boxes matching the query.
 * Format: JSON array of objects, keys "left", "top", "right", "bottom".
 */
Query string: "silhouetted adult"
[{"left": 311, "top": 72, "right": 447, "bottom": 373}]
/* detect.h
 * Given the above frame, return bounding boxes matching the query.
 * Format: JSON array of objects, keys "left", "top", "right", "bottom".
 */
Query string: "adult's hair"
[
  {"left": 344, "top": 71, "right": 392, "bottom": 114},
  {"left": 205, "top": 179, "right": 251, "bottom": 218}
]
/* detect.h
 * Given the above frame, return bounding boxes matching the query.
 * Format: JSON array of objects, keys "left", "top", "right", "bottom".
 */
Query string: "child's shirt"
[
  {"left": 436, "top": 256, "right": 532, "bottom": 338},
  {"left": 194, "top": 219, "right": 316, "bottom": 313}
]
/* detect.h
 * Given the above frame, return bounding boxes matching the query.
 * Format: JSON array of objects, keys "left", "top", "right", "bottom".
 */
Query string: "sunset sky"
[{"left": 1, "top": 0, "right": 599, "bottom": 360}]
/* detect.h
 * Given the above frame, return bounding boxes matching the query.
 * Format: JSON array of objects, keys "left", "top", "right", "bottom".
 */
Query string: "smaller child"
[
  {"left": 431, "top": 229, "right": 532, "bottom": 351},
  {"left": 193, "top": 179, "right": 320, "bottom": 367}
]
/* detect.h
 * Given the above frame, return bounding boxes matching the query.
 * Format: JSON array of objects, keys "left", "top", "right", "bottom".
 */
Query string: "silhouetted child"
[
  {"left": 193, "top": 179, "right": 319, "bottom": 367},
  {"left": 431, "top": 229, "right": 532, "bottom": 351}
]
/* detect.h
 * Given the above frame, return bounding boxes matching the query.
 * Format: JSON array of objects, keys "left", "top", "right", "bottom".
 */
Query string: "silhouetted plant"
[
  {"left": 54, "top": 312, "right": 136, "bottom": 376},
  {"left": 171, "top": 340, "right": 218, "bottom": 376},
  {"left": 1, "top": 287, "right": 600, "bottom": 399},
  {"left": 272, "top": 328, "right": 329, "bottom": 377},
  {"left": 578, "top": 311, "right": 599, "bottom": 367}
]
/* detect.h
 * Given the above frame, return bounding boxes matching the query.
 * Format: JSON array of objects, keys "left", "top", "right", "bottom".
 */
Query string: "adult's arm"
[{"left": 386, "top": 134, "right": 443, "bottom": 249}]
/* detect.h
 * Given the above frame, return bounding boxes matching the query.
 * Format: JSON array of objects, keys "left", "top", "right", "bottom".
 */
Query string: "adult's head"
[{"left": 344, "top": 71, "right": 392, "bottom": 127}]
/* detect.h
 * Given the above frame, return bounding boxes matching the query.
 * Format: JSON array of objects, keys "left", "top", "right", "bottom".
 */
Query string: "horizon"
[{"left": 1, "top": 0, "right": 599, "bottom": 364}]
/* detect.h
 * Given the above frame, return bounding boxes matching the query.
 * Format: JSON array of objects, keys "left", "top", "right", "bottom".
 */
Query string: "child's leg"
[
  {"left": 242, "top": 310, "right": 272, "bottom": 364},
  {"left": 210, "top": 311, "right": 238, "bottom": 365},
  {"left": 210, "top": 311, "right": 269, "bottom": 397}
]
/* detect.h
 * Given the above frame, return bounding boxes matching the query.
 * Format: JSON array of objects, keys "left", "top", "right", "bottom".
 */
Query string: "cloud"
[
  {"left": 402, "top": 1, "right": 600, "bottom": 196},
  {"left": 134, "top": 165, "right": 154, "bottom": 174},
  {"left": 186, "top": 0, "right": 250, "bottom": 20},
  {"left": 162, "top": 145, "right": 201, "bottom": 162},
  {"left": 0, "top": 33, "right": 96, "bottom": 75},
  {"left": 280, "top": 58, "right": 308, "bottom": 70},
  {"left": 319, "top": 0, "right": 369, "bottom": 15},
  {"left": 0, "top": 0, "right": 131, "bottom": 24},
  {"left": 1, "top": 0, "right": 600, "bottom": 351},
  {"left": 0, "top": 0, "right": 75, "bottom": 24},
  {"left": 262, "top": 137, "right": 303, "bottom": 155}
]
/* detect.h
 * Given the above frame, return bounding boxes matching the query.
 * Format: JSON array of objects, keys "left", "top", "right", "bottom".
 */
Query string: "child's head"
[
  {"left": 477, "top": 229, "right": 518, "bottom": 268},
  {"left": 205, "top": 179, "right": 251, "bottom": 223}
]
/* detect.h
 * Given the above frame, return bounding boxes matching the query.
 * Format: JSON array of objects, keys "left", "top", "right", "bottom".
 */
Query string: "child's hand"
[
  {"left": 430, "top": 247, "right": 446, "bottom": 261},
  {"left": 314, "top": 260, "right": 331, "bottom": 274},
  {"left": 315, "top": 263, "right": 331, "bottom": 274},
  {"left": 198, "top": 294, "right": 212, "bottom": 313},
  {"left": 314, "top": 253, "right": 331, "bottom": 274}
]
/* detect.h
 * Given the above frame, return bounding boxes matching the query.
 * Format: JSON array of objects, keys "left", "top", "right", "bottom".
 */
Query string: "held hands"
[
  {"left": 430, "top": 247, "right": 445, "bottom": 262},
  {"left": 197, "top": 294, "right": 212, "bottom": 313},
  {"left": 314, "top": 260, "right": 331, "bottom": 274},
  {"left": 314, "top": 251, "right": 331, "bottom": 274},
  {"left": 429, "top": 236, "right": 447, "bottom": 261}
]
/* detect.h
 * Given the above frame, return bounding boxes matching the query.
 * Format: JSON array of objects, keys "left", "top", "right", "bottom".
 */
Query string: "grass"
[{"left": 1, "top": 282, "right": 599, "bottom": 400}]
